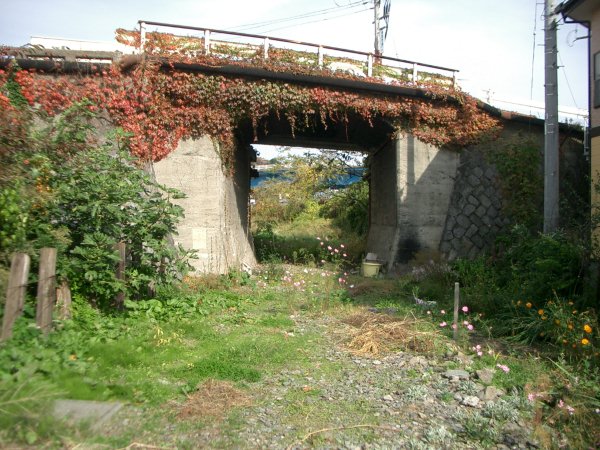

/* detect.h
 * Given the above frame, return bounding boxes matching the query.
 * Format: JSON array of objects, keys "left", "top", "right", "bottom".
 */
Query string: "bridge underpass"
[{"left": 151, "top": 111, "right": 463, "bottom": 274}]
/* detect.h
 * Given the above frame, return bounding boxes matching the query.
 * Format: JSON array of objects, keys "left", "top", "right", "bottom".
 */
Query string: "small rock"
[
  {"left": 461, "top": 395, "right": 480, "bottom": 407},
  {"left": 456, "top": 352, "right": 474, "bottom": 366},
  {"left": 476, "top": 368, "right": 495, "bottom": 384},
  {"left": 443, "top": 369, "right": 470, "bottom": 380},
  {"left": 373, "top": 360, "right": 382, "bottom": 365},
  {"left": 408, "top": 356, "right": 428, "bottom": 367},
  {"left": 483, "top": 386, "right": 505, "bottom": 401},
  {"left": 382, "top": 394, "right": 394, "bottom": 402}
]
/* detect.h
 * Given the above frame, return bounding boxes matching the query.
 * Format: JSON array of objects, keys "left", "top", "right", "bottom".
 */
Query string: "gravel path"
[
  {"left": 227, "top": 312, "right": 539, "bottom": 450},
  {"left": 106, "top": 308, "right": 541, "bottom": 450}
]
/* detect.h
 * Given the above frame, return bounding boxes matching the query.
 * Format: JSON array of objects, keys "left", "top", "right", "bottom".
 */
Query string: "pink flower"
[
  {"left": 440, "top": 310, "right": 446, "bottom": 315},
  {"left": 467, "top": 324, "right": 474, "bottom": 331},
  {"left": 320, "top": 242, "right": 324, "bottom": 246},
  {"left": 334, "top": 248, "right": 339, "bottom": 253},
  {"left": 440, "top": 322, "right": 447, "bottom": 327},
  {"left": 340, "top": 244, "right": 345, "bottom": 248},
  {"left": 463, "top": 320, "right": 469, "bottom": 326},
  {"left": 558, "top": 399, "right": 565, "bottom": 408},
  {"left": 343, "top": 253, "right": 347, "bottom": 257},
  {"left": 527, "top": 393, "right": 535, "bottom": 402},
  {"left": 451, "top": 323, "right": 457, "bottom": 330},
  {"left": 477, "top": 351, "right": 483, "bottom": 356},
  {"left": 462, "top": 306, "right": 469, "bottom": 313},
  {"left": 496, "top": 364, "right": 510, "bottom": 373},
  {"left": 327, "top": 246, "right": 332, "bottom": 250},
  {"left": 316, "top": 237, "right": 321, "bottom": 240},
  {"left": 566, "top": 405, "right": 575, "bottom": 415}
]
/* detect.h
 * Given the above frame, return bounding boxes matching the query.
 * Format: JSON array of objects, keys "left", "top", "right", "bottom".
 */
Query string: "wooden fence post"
[
  {"left": 1, "top": 253, "right": 30, "bottom": 342},
  {"left": 115, "top": 242, "right": 126, "bottom": 309},
  {"left": 35, "top": 248, "right": 57, "bottom": 334},
  {"left": 56, "top": 281, "right": 72, "bottom": 320}
]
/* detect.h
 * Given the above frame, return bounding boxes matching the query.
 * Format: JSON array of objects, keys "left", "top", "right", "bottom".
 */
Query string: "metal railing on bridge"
[{"left": 138, "top": 20, "right": 458, "bottom": 88}]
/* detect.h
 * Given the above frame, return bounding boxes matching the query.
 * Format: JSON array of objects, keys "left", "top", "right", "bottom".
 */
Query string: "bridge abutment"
[
  {"left": 367, "top": 134, "right": 459, "bottom": 269},
  {"left": 152, "top": 136, "right": 256, "bottom": 274}
]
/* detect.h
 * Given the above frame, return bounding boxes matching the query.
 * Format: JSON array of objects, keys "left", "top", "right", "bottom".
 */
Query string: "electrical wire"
[
  {"left": 230, "top": 1, "right": 369, "bottom": 32},
  {"left": 530, "top": 1, "right": 543, "bottom": 101},
  {"left": 258, "top": 7, "right": 372, "bottom": 35},
  {"left": 557, "top": 51, "right": 580, "bottom": 109}
]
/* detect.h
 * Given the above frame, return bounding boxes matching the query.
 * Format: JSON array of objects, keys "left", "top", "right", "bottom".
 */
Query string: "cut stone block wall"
[{"left": 439, "top": 149, "right": 509, "bottom": 260}]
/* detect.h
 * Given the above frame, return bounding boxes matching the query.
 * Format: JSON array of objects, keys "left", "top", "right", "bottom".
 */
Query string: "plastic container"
[{"left": 362, "top": 261, "right": 381, "bottom": 278}]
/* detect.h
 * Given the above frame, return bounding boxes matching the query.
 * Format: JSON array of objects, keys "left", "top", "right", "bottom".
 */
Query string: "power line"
[
  {"left": 557, "top": 51, "right": 579, "bottom": 109},
  {"left": 231, "top": 1, "right": 369, "bottom": 32},
  {"left": 258, "top": 7, "right": 372, "bottom": 35},
  {"left": 530, "top": 1, "right": 543, "bottom": 102}
]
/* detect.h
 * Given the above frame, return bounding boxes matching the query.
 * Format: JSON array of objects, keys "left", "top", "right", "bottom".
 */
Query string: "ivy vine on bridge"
[{"left": 0, "top": 26, "right": 501, "bottom": 164}]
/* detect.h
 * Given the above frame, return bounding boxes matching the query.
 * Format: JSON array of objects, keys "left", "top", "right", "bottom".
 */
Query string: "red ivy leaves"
[{"left": 6, "top": 60, "right": 500, "bottom": 163}]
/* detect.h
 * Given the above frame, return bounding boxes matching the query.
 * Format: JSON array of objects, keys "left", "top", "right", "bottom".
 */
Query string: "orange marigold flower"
[
  {"left": 568, "top": 301, "right": 574, "bottom": 306},
  {"left": 517, "top": 300, "right": 522, "bottom": 306},
  {"left": 526, "top": 302, "right": 532, "bottom": 309},
  {"left": 581, "top": 338, "right": 590, "bottom": 346},
  {"left": 567, "top": 323, "right": 574, "bottom": 330},
  {"left": 538, "top": 309, "right": 544, "bottom": 315},
  {"left": 584, "top": 324, "right": 592, "bottom": 334},
  {"left": 541, "top": 315, "right": 547, "bottom": 320},
  {"left": 555, "top": 319, "right": 561, "bottom": 326}
]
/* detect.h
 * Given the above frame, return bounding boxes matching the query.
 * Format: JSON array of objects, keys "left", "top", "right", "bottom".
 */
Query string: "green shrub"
[
  {"left": 321, "top": 180, "right": 369, "bottom": 237},
  {"left": 494, "top": 225, "right": 586, "bottom": 301},
  {"left": 50, "top": 145, "right": 193, "bottom": 306},
  {"left": 0, "top": 100, "right": 193, "bottom": 309}
]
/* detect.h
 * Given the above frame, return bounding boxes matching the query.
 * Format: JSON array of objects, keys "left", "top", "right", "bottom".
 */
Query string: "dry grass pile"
[
  {"left": 343, "top": 312, "right": 438, "bottom": 355},
  {"left": 177, "top": 379, "right": 251, "bottom": 420}
]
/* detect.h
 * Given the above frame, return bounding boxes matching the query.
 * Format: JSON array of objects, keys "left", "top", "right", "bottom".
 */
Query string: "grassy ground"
[{"left": 1, "top": 263, "right": 599, "bottom": 448}]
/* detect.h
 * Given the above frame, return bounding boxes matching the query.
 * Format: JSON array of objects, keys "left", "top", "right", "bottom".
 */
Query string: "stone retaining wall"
[{"left": 439, "top": 149, "right": 509, "bottom": 260}]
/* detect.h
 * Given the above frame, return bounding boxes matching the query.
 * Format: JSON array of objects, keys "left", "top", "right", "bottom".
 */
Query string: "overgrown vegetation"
[
  {"left": 0, "top": 82, "right": 192, "bottom": 308},
  {"left": 252, "top": 150, "right": 369, "bottom": 263}
]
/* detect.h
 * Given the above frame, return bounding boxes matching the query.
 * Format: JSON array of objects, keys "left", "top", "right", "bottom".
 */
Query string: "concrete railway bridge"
[{"left": 1, "top": 21, "right": 584, "bottom": 273}]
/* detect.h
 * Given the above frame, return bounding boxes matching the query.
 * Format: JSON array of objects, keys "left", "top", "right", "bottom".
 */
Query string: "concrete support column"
[
  {"left": 367, "top": 134, "right": 459, "bottom": 270},
  {"left": 152, "top": 136, "right": 257, "bottom": 274}
]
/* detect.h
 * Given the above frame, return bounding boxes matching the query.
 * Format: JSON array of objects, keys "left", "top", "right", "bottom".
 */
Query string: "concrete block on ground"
[{"left": 53, "top": 399, "right": 123, "bottom": 431}]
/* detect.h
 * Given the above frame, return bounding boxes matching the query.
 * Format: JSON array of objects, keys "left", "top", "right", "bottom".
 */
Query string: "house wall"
[{"left": 591, "top": 7, "right": 600, "bottom": 253}]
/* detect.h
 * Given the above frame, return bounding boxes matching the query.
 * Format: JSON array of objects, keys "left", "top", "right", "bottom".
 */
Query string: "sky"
[{"left": 1, "top": 0, "right": 590, "bottom": 144}]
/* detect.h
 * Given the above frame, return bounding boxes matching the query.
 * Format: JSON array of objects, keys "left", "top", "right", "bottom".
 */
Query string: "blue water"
[{"left": 251, "top": 167, "right": 365, "bottom": 189}]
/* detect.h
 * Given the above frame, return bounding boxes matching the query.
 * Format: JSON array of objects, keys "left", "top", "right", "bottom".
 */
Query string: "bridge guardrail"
[{"left": 137, "top": 20, "right": 458, "bottom": 88}]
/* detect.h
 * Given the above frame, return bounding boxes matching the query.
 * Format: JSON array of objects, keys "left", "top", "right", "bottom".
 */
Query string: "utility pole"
[
  {"left": 544, "top": 0, "right": 559, "bottom": 233},
  {"left": 373, "top": 0, "right": 390, "bottom": 61},
  {"left": 374, "top": 0, "right": 381, "bottom": 59}
]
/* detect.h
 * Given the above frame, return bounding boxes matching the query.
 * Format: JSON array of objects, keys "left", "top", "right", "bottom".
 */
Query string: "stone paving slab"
[{"left": 53, "top": 399, "right": 123, "bottom": 430}]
